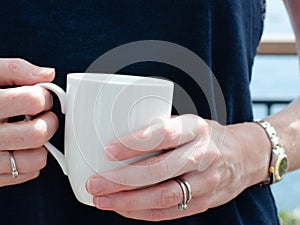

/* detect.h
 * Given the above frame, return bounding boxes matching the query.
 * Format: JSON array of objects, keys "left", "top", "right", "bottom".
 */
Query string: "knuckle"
[
  {"left": 195, "top": 116, "right": 209, "bottom": 136},
  {"left": 184, "top": 114, "right": 209, "bottom": 138},
  {"left": 159, "top": 187, "right": 181, "bottom": 208},
  {"left": 22, "top": 87, "right": 48, "bottom": 115},
  {"left": 192, "top": 141, "right": 208, "bottom": 169},
  {"left": 146, "top": 157, "right": 169, "bottom": 181},
  {"left": 209, "top": 172, "right": 221, "bottom": 188},
  {"left": 30, "top": 120, "right": 49, "bottom": 146},
  {"left": 195, "top": 143, "right": 220, "bottom": 172},
  {"left": 7, "top": 58, "right": 26, "bottom": 74},
  {"left": 183, "top": 140, "right": 208, "bottom": 171},
  {"left": 160, "top": 123, "right": 177, "bottom": 144}
]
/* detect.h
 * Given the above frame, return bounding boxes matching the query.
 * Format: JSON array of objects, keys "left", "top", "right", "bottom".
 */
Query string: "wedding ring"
[
  {"left": 175, "top": 178, "right": 192, "bottom": 211},
  {"left": 181, "top": 179, "right": 192, "bottom": 203},
  {"left": 9, "top": 152, "right": 18, "bottom": 178}
]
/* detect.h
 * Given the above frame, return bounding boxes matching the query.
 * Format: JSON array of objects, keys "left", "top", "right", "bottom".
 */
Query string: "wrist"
[
  {"left": 255, "top": 120, "right": 288, "bottom": 186},
  {"left": 266, "top": 98, "right": 300, "bottom": 172},
  {"left": 228, "top": 122, "right": 271, "bottom": 187}
]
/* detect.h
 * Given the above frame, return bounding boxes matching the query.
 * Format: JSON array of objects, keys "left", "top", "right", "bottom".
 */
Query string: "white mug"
[{"left": 37, "top": 73, "right": 174, "bottom": 206}]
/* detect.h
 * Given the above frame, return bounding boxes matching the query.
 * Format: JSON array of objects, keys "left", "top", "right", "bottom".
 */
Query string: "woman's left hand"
[{"left": 86, "top": 114, "right": 270, "bottom": 221}]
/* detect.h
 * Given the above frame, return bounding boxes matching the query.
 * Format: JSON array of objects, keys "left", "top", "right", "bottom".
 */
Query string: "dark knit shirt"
[{"left": 0, "top": 1, "right": 279, "bottom": 224}]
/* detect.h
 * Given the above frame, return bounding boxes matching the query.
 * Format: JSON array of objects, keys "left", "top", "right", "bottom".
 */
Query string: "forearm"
[
  {"left": 236, "top": 0, "right": 300, "bottom": 183},
  {"left": 279, "top": 0, "right": 300, "bottom": 171},
  {"left": 264, "top": 97, "right": 300, "bottom": 172},
  {"left": 284, "top": 0, "right": 300, "bottom": 54},
  {"left": 228, "top": 97, "right": 300, "bottom": 187}
]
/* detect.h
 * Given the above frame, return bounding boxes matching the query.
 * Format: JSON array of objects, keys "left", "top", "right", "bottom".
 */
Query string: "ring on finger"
[
  {"left": 9, "top": 151, "right": 19, "bottom": 178},
  {"left": 175, "top": 178, "right": 192, "bottom": 211}
]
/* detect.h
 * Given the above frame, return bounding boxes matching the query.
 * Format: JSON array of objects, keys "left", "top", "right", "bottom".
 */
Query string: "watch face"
[
  {"left": 278, "top": 156, "right": 288, "bottom": 178},
  {"left": 276, "top": 154, "right": 288, "bottom": 181}
]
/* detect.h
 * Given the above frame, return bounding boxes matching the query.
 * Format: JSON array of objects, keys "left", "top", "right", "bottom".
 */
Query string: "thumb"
[{"left": 0, "top": 58, "right": 55, "bottom": 86}]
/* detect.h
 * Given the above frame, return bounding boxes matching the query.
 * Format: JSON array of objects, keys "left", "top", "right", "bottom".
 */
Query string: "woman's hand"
[
  {"left": 0, "top": 58, "right": 58, "bottom": 187},
  {"left": 86, "top": 114, "right": 271, "bottom": 221}
]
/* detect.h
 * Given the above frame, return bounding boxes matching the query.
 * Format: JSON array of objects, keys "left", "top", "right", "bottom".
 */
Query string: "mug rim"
[{"left": 67, "top": 73, "right": 173, "bottom": 87}]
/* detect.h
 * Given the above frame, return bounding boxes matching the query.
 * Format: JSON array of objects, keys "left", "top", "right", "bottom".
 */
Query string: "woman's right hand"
[{"left": 0, "top": 58, "right": 58, "bottom": 187}]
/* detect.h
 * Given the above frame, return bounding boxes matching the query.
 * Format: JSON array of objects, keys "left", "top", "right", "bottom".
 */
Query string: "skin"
[
  {"left": 85, "top": 0, "right": 300, "bottom": 221},
  {"left": 0, "top": 58, "right": 58, "bottom": 187},
  {"left": 284, "top": 0, "right": 300, "bottom": 55},
  {"left": 85, "top": 116, "right": 271, "bottom": 221},
  {"left": 0, "top": 0, "right": 299, "bottom": 222}
]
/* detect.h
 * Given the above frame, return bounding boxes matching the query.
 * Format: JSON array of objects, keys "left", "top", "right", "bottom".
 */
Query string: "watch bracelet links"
[{"left": 254, "top": 120, "right": 286, "bottom": 186}]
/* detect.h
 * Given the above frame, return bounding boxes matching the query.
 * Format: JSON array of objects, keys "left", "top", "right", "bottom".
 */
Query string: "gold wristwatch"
[{"left": 255, "top": 120, "right": 288, "bottom": 186}]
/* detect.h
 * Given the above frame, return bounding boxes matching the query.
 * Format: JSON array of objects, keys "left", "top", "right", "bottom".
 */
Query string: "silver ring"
[
  {"left": 181, "top": 179, "right": 192, "bottom": 203},
  {"left": 175, "top": 178, "right": 192, "bottom": 211},
  {"left": 9, "top": 152, "right": 18, "bottom": 178}
]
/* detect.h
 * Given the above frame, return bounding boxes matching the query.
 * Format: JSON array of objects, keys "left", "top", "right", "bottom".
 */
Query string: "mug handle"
[{"left": 32, "top": 83, "right": 68, "bottom": 175}]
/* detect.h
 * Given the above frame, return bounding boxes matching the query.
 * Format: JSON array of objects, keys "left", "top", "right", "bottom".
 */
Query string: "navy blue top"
[{"left": 0, "top": 1, "right": 280, "bottom": 225}]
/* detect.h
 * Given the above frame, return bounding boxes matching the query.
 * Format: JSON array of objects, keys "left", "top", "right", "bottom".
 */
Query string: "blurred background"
[{"left": 250, "top": 0, "right": 300, "bottom": 223}]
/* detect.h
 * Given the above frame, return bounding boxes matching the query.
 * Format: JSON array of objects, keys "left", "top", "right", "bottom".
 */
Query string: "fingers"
[
  {"left": 0, "top": 147, "right": 48, "bottom": 187},
  {"left": 93, "top": 180, "right": 183, "bottom": 211},
  {"left": 0, "top": 85, "right": 53, "bottom": 120},
  {"left": 0, "top": 171, "right": 40, "bottom": 187},
  {"left": 86, "top": 114, "right": 238, "bottom": 221},
  {"left": 0, "top": 111, "right": 58, "bottom": 150},
  {"left": 0, "top": 147, "right": 48, "bottom": 174},
  {"left": 105, "top": 114, "right": 209, "bottom": 161},
  {"left": 0, "top": 58, "right": 55, "bottom": 187},
  {"left": 0, "top": 58, "right": 55, "bottom": 121},
  {"left": 87, "top": 139, "right": 219, "bottom": 194},
  {"left": 91, "top": 175, "right": 215, "bottom": 221},
  {"left": 90, "top": 171, "right": 216, "bottom": 211},
  {"left": 109, "top": 166, "right": 242, "bottom": 221},
  {"left": 91, "top": 170, "right": 223, "bottom": 221},
  {"left": 89, "top": 151, "right": 243, "bottom": 221},
  {"left": 115, "top": 196, "right": 209, "bottom": 222},
  {"left": 87, "top": 147, "right": 190, "bottom": 194},
  {"left": 0, "top": 58, "right": 55, "bottom": 86}
]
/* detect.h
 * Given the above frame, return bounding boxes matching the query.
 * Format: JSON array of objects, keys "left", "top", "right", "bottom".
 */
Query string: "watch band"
[{"left": 254, "top": 120, "right": 288, "bottom": 186}]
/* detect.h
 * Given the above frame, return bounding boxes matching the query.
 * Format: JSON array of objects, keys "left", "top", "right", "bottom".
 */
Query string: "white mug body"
[{"left": 63, "top": 73, "right": 173, "bottom": 205}]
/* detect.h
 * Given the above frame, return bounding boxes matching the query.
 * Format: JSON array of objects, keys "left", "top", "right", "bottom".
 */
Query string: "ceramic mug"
[{"left": 36, "top": 73, "right": 174, "bottom": 206}]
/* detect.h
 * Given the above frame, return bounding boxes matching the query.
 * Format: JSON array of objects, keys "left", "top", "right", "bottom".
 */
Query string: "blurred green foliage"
[{"left": 279, "top": 211, "right": 300, "bottom": 225}]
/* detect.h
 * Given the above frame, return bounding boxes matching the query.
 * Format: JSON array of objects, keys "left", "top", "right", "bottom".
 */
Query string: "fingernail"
[
  {"left": 86, "top": 177, "right": 103, "bottom": 195},
  {"left": 105, "top": 144, "right": 119, "bottom": 160},
  {"left": 32, "top": 67, "right": 55, "bottom": 77},
  {"left": 94, "top": 196, "right": 112, "bottom": 209}
]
